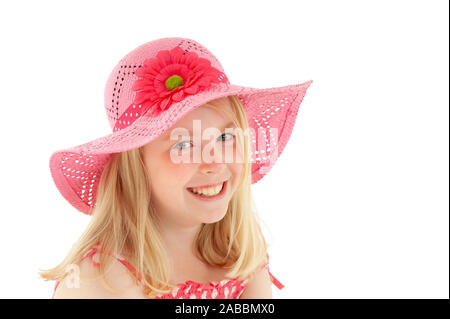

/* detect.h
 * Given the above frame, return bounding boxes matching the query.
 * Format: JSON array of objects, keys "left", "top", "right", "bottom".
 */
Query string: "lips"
[
  {"left": 186, "top": 180, "right": 228, "bottom": 201},
  {"left": 186, "top": 180, "right": 227, "bottom": 190}
]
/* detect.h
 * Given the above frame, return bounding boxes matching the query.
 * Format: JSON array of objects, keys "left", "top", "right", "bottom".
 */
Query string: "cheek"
[
  {"left": 229, "top": 163, "right": 244, "bottom": 191},
  {"left": 148, "top": 153, "right": 196, "bottom": 193},
  {"left": 164, "top": 152, "right": 196, "bottom": 179}
]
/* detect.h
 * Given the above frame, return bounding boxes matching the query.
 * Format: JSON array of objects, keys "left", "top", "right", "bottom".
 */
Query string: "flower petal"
[
  {"left": 183, "top": 51, "right": 199, "bottom": 68},
  {"left": 196, "top": 77, "right": 213, "bottom": 87},
  {"left": 134, "top": 92, "right": 157, "bottom": 106},
  {"left": 172, "top": 90, "right": 185, "bottom": 102},
  {"left": 197, "top": 57, "right": 212, "bottom": 68},
  {"left": 185, "top": 71, "right": 202, "bottom": 86},
  {"left": 170, "top": 46, "right": 185, "bottom": 64},
  {"left": 163, "top": 64, "right": 183, "bottom": 77},
  {"left": 131, "top": 79, "right": 154, "bottom": 91},
  {"left": 143, "top": 57, "right": 157, "bottom": 68},
  {"left": 192, "top": 61, "right": 211, "bottom": 73},
  {"left": 135, "top": 67, "right": 147, "bottom": 77},
  {"left": 149, "top": 103, "right": 161, "bottom": 116},
  {"left": 159, "top": 97, "right": 172, "bottom": 110},
  {"left": 184, "top": 84, "right": 199, "bottom": 94},
  {"left": 140, "top": 59, "right": 161, "bottom": 75},
  {"left": 156, "top": 50, "right": 172, "bottom": 68}
]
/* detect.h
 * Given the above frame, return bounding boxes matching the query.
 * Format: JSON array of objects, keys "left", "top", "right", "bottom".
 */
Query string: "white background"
[{"left": 0, "top": 0, "right": 448, "bottom": 299}]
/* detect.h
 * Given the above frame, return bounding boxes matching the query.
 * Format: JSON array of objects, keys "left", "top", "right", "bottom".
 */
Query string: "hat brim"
[{"left": 50, "top": 80, "right": 313, "bottom": 215}]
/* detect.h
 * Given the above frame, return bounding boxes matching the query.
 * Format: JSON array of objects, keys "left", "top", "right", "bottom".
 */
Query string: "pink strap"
[
  {"left": 82, "top": 241, "right": 143, "bottom": 281},
  {"left": 261, "top": 253, "right": 285, "bottom": 290},
  {"left": 52, "top": 245, "right": 284, "bottom": 299},
  {"left": 52, "top": 242, "right": 140, "bottom": 299},
  {"left": 268, "top": 271, "right": 285, "bottom": 289},
  {"left": 83, "top": 247, "right": 285, "bottom": 290}
]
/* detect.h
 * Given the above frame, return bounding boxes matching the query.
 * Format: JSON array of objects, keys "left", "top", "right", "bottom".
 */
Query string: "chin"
[{"left": 200, "top": 208, "right": 228, "bottom": 224}]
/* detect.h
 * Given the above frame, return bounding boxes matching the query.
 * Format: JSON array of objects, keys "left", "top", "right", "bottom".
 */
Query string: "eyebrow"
[{"left": 164, "top": 121, "right": 236, "bottom": 141}]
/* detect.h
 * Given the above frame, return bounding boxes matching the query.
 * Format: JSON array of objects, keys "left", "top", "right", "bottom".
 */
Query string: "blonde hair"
[{"left": 39, "top": 95, "right": 269, "bottom": 298}]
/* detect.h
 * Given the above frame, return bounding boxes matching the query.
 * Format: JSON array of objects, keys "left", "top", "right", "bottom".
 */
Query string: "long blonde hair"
[{"left": 39, "top": 95, "right": 269, "bottom": 298}]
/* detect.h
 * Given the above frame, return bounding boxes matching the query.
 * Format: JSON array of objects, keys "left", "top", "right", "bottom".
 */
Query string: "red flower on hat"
[{"left": 131, "top": 46, "right": 228, "bottom": 116}]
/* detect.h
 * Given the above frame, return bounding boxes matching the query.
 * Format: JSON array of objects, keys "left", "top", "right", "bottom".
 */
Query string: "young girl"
[{"left": 40, "top": 37, "right": 313, "bottom": 299}]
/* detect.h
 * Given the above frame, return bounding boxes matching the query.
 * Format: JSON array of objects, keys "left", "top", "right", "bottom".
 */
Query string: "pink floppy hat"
[{"left": 49, "top": 37, "right": 313, "bottom": 215}]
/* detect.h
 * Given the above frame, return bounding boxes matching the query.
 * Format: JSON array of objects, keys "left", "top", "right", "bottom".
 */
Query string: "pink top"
[{"left": 52, "top": 242, "right": 284, "bottom": 299}]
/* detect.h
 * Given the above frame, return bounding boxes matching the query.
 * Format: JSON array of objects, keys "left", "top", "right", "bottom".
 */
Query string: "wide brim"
[{"left": 49, "top": 80, "right": 313, "bottom": 215}]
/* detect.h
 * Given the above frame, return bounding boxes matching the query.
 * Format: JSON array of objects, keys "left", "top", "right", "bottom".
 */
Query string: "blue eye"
[
  {"left": 174, "top": 141, "right": 192, "bottom": 150},
  {"left": 218, "top": 133, "right": 235, "bottom": 142},
  {"left": 174, "top": 133, "right": 234, "bottom": 150}
]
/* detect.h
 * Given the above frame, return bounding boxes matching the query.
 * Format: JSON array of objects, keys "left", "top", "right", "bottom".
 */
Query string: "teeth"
[{"left": 191, "top": 182, "right": 224, "bottom": 196}]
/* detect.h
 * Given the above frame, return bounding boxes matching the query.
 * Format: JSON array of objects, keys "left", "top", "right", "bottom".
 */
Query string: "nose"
[
  {"left": 199, "top": 161, "right": 226, "bottom": 175},
  {"left": 198, "top": 142, "right": 227, "bottom": 175}
]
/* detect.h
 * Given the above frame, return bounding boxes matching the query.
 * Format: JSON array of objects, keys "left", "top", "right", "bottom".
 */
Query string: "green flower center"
[{"left": 165, "top": 75, "right": 184, "bottom": 90}]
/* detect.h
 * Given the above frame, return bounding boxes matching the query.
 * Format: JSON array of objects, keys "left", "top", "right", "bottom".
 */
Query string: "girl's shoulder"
[
  {"left": 52, "top": 247, "right": 145, "bottom": 299},
  {"left": 239, "top": 253, "right": 284, "bottom": 298}
]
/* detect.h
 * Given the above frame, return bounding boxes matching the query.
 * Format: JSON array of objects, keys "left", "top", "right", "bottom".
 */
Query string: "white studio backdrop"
[{"left": 0, "top": 0, "right": 448, "bottom": 299}]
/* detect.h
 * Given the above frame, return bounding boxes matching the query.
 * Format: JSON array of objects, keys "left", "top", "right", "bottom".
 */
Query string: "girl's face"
[{"left": 142, "top": 97, "right": 243, "bottom": 228}]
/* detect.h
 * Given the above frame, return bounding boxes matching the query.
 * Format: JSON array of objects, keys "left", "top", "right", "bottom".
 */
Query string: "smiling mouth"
[{"left": 186, "top": 180, "right": 227, "bottom": 198}]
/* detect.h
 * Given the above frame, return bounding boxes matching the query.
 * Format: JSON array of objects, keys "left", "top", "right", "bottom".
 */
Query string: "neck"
[{"left": 157, "top": 220, "right": 203, "bottom": 263}]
